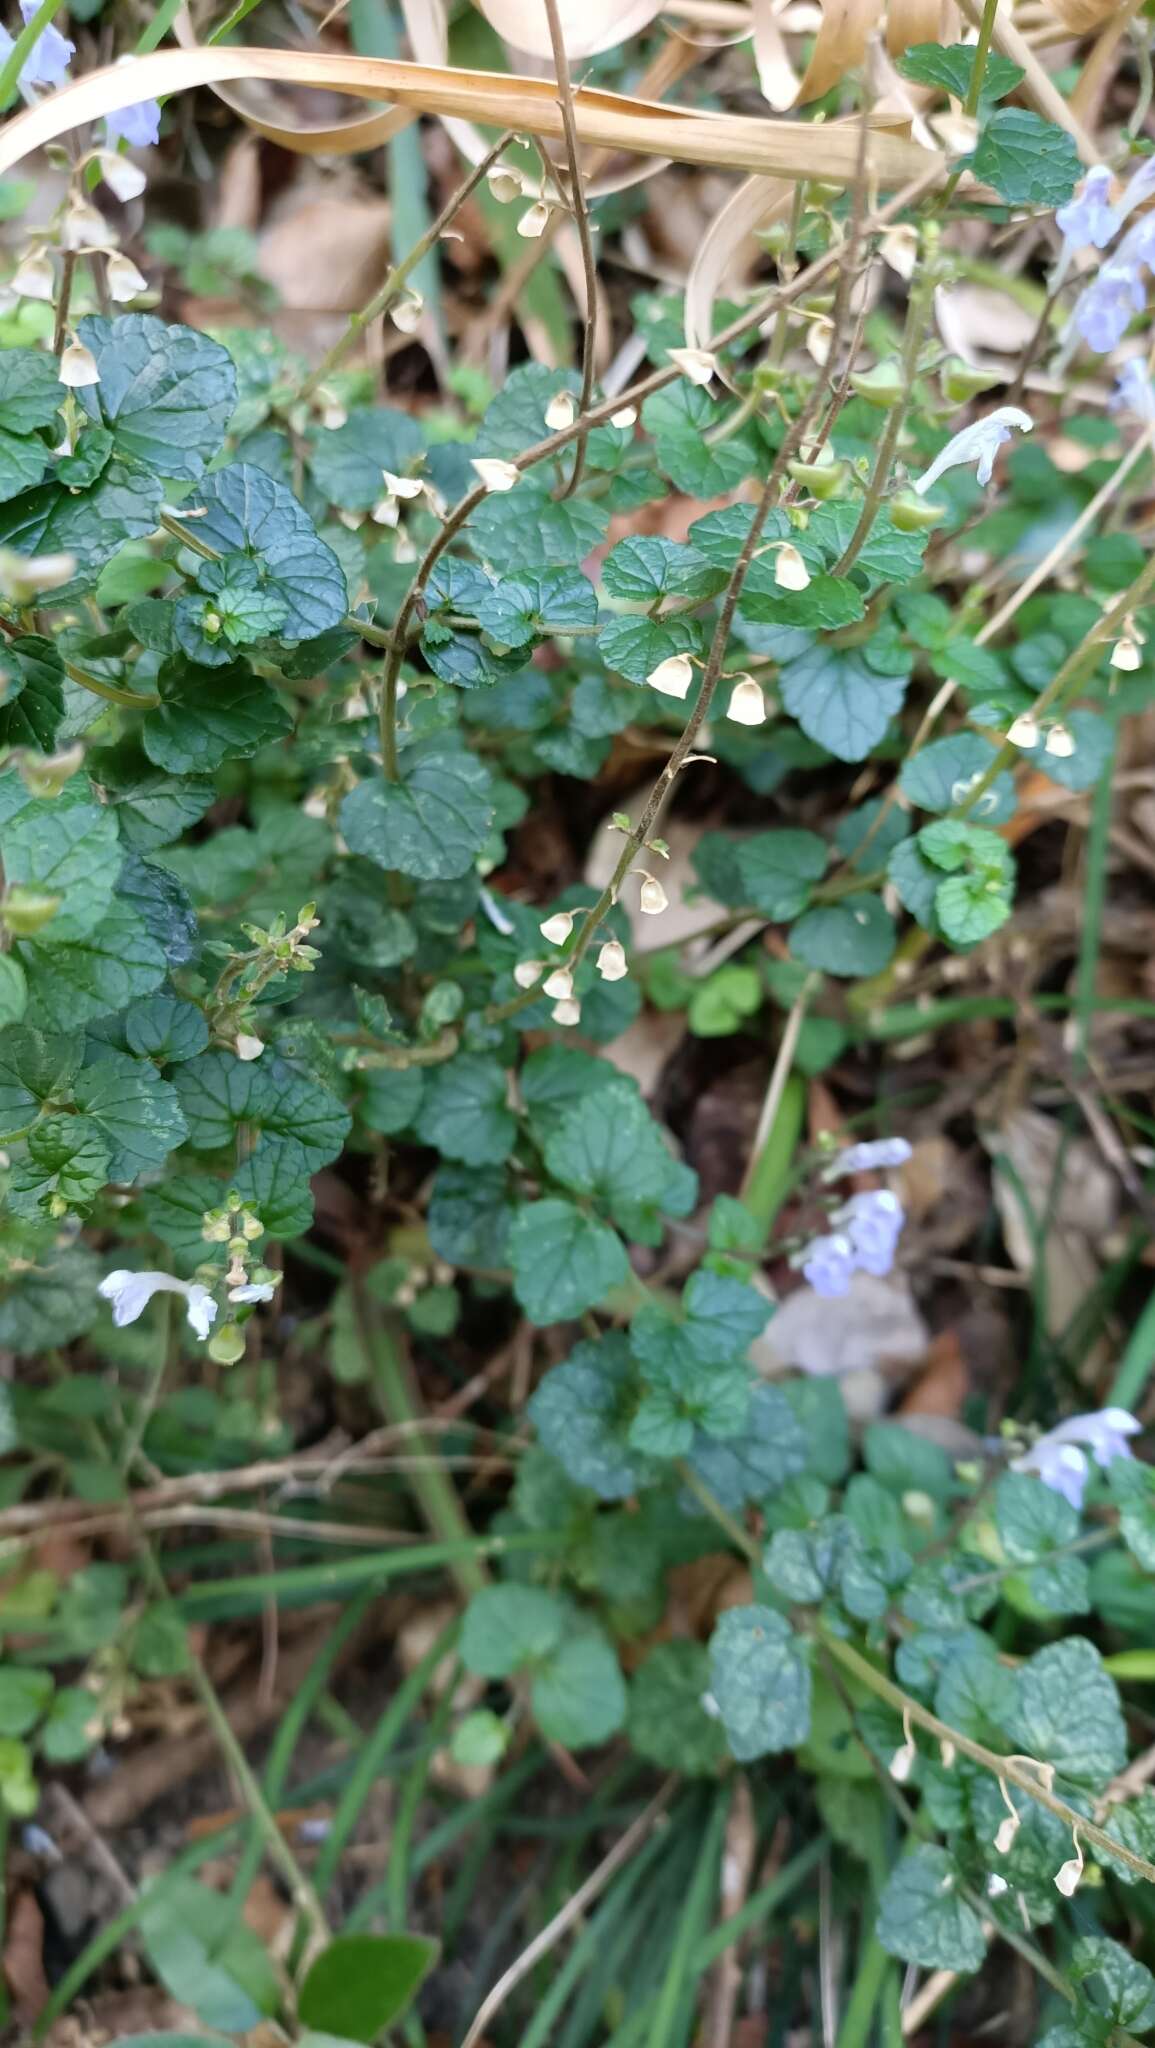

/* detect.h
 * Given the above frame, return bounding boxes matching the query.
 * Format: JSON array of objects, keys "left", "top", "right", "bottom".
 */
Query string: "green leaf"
[
  {"left": 993, "top": 1470, "right": 1089, "bottom": 1616},
  {"left": 1070, "top": 1937, "right": 1155, "bottom": 2034},
  {"left": 473, "top": 568, "right": 597, "bottom": 647},
  {"left": 529, "top": 1334, "right": 648, "bottom": 1501},
  {"left": 0, "top": 1025, "right": 83, "bottom": 1138},
  {"left": 235, "top": 1138, "right": 317, "bottom": 1238},
  {"left": 688, "top": 964, "right": 763, "bottom": 1038},
  {"left": 531, "top": 1629, "right": 628, "bottom": 1749},
  {"left": 183, "top": 464, "right": 348, "bottom": 642},
  {"left": 897, "top": 41, "right": 1023, "bottom": 103},
  {"left": 789, "top": 894, "right": 896, "bottom": 977},
  {"left": 598, "top": 610, "right": 707, "bottom": 686},
  {"left": 460, "top": 1583, "right": 566, "bottom": 1677},
  {"left": 0, "top": 426, "right": 49, "bottom": 504},
  {"left": 876, "top": 1846, "right": 986, "bottom": 1973},
  {"left": 174, "top": 1051, "right": 349, "bottom": 1170},
  {"left": 887, "top": 836, "right": 942, "bottom": 929},
  {"left": 634, "top": 1268, "right": 770, "bottom": 1379},
  {"left": 124, "top": 995, "right": 209, "bottom": 1065},
  {"left": 1100, "top": 1789, "right": 1155, "bottom": 1888},
  {"left": 360, "top": 1065, "right": 424, "bottom": 1136},
  {"left": 628, "top": 1641, "right": 728, "bottom": 1775},
  {"left": 0, "top": 1666, "right": 52, "bottom": 1736},
  {"left": 467, "top": 481, "right": 608, "bottom": 571},
  {"left": 643, "top": 383, "right": 759, "bottom": 496},
  {"left": 687, "top": 1383, "right": 808, "bottom": 1509},
  {"left": 414, "top": 1054, "right": 516, "bottom": 1167},
  {"left": 543, "top": 1078, "right": 682, "bottom": 1229},
  {"left": 427, "top": 1163, "right": 513, "bottom": 1269},
  {"left": 140, "top": 1876, "right": 280, "bottom": 2034},
  {"left": 733, "top": 829, "right": 828, "bottom": 919},
  {"left": 9, "top": 1114, "right": 111, "bottom": 1219},
  {"left": 3, "top": 796, "right": 121, "bottom": 943},
  {"left": 19, "top": 899, "right": 166, "bottom": 1028},
  {"left": 0, "top": 349, "right": 63, "bottom": 435},
  {"left": 899, "top": 735, "right": 1014, "bottom": 822},
  {"left": 309, "top": 405, "right": 424, "bottom": 509},
  {"left": 341, "top": 748, "right": 494, "bottom": 882},
  {"left": 1011, "top": 1637, "right": 1126, "bottom": 1788},
  {"left": 0, "top": 459, "right": 163, "bottom": 595},
  {"left": 629, "top": 1385, "right": 694, "bottom": 1458},
  {"left": 708, "top": 1605, "right": 811, "bottom": 1760},
  {"left": 76, "top": 314, "right": 236, "bottom": 481},
  {"left": 39, "top": 1684, "right": 98, "bottom": 1763},
  {"left": 297, "top": 1934, "right": 438, "bottom": 2044},
  {"left": 142, "top": 660, "right": 293, "bottom": 775},
  {"left": 73, "top": 1051, "right": 188, "bottom": 1179},
  {"left": 973, "top": 107, "right": 1081, "bottom": 206},
  {"left": 864, "top": 1422, "right": 952, "bottom": 1501},
  {"left": 780, "top": 643, "right": 909, "bottom": 762},
  {"left": 739, "top": 571, "right": 864, "bottom": 631},
  {"left": 0, "top": 635, "right": 64, "bottom": 752},
  {"left": 807, "top": 502, "right": 929, "bottom": 591},
  {"left": 1109, "top": 1458, "right": 1155, "bottom": 1572},
  {"left": 508, "top": 1198, "right": 629, "bottom": 1324},
  {"left": 0, "top": 956, "right": 26, "bottom": 1031},
  {"left": 602, "top": 535, "right": 726, "bottom": 603}
]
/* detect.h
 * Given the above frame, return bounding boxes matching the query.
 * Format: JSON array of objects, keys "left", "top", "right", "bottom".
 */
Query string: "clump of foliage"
[{"left": 0, "top": 5, "right": 1153, "bottom": 2044}]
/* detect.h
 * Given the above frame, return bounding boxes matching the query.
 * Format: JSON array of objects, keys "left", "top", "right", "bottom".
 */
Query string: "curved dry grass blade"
[
  {"left": 794, "top": 0, "right": 884, "bottom": 105},
  {"left": 685, "top": 170, "right": 793, "bottom": 347},
  {"left": 751, "top": 0, "right": 800, "bottom": 108},
  {"left": 0, "top": 44, "right": 939, "bottom": 183},
  {"left": 472, "top": 0, "right": 666, "bottom": 61},
  {"left": 1044, "top": 0, "right": 1116, "bottom": 27}
]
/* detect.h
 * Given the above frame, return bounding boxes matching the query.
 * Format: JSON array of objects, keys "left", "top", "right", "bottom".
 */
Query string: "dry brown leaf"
[
  {"left": 795, "top": 0, "right": 884, "bottom": 105},
  {"left": 754, "top": 1270, "right": 929, "bottom": 1379},
  {"left": 472, "top": 0, "right": 666, "bottom": 61},
  {"left": 684, "top": 171, "right": 793, "bottom": 350},
  {"left": 3, "top": 1888, "right": 49, "bottom": 2023},
  {"left": 897, "top": 1328, "right": 969, "bottom": 1418},
  {"left": 751, "top": 0, "right": 801, "bottom": 108},
  {"left": 258, "top": 192, "right": 393, "bottom": 312},
  {"left": 1045, "top": 0, "right": 1116, "bottom": 25},
  {"left": 982, "top": 1107, "right": 1116, "bottom": 1374}
]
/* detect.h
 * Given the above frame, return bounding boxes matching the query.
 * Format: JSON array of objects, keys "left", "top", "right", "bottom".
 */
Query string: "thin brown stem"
[
  {"left": 543, "top": 0, "right": 598, "bottom": 496},
  {"left": 52, "top": 249, "right": 76, "bottom": 358}
]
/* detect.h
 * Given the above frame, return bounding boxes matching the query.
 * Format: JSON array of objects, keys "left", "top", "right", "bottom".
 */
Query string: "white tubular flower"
[
  {"left": 1007, "top": 712, "right": 1040, "bottom": 750},
  {"left": 517, "top": 201, "right": 551, "bottom": 240},
  {"left": 471, "top": 457, "right": 519, "bottom": 493},
  {"left": 609, "top": 405, "right": 637, "bottom": 430},
  {"left": 98, "top": 149, "right": 148, "bottom": 202},
  {"left": 11, "top": 248, "right": 54, "bottom": 301},
  {"left": 986, "top": 1874, "right": 1009, "bottom": 1898},
  {"left": 58, "top": 341, "right": 100, "bottom": 389},
  {"left": 596, "top": 939, "right": 627, "bottom": 981},
  {"left": 62, "top": 201, "right": 112, "bottom": 253},
  {"left": 390, "top": 291, "right": 423, "bottom": 334},
  {"left": 99, "top": 1269, "right": 217, "bottom": 1341},
  {"left": 228, "top": 1281, "right": 277, "bottom": 1304},
  {"left": 668, "top": 346, "right": 716, "bottom": 387},
  {"left": 1044, "top": 723, "right": 1075, "bottom": 758},
  {"left": 552, "top": 997, "right": 581, "bottom": 1026},
  {"left": 774, "top": 542, "right": 810, "bottom": 591},
  {"left": 638, "top": 874, "right": 668, "bottom": 915},
  {"left": 913, "top": 407, "right": 1033, "bottom": 495},
  {"left": 726, "top": 676, "right": 767, "bottom": 726},
  {"left": 646, "top": 653, "right": 694, "bottom": 699},
  {"left": 383, "top": 470, "right": 424, "bottom": 499},
  {"left": 543, "top": 966, "right": 574, "bottom": 1000},
  {"left": 1111, "top": 638, "right": 1141, "bottom": 671},
  {"left": 106, "top": 252, "right": 148, "bottom": 303},
  {"left": 540, "top": 910, "right": 574, "bottom": 946},
  {"left": 513, "top": 958, "right": 545, "bottom": 989},
  {"left": 487, "top": 166, "right": 522, "bottom": 204},
  {"left": 545, "top": 390, "right": 576, "bottom": 430}
]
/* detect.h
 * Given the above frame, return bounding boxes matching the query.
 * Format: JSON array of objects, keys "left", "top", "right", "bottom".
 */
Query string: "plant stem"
[
  {"left": 543, "top": 0, "right": 598, "bottom": 496},
  {"left": 835, "top": 230, "right": 938, "bottom": 577},
  {"left": 298, "top": 133, "right": 515, "bottom": 405},
  {"left": 964, "top": 0, "right": 1001, "bottom": 117},
  {"left": 52, "top": 249, "right": 76, "bottom": 358},
  {"left": 740, "top": 974, "right": 818, "bottom": 1203}
]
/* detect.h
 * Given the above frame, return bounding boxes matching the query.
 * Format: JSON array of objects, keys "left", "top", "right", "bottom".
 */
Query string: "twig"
[
  {"left": 739, "top": 973, "right": 819, "bottom": 1200},
  {"left": 543, "top": 0, "right": 597, "bottom": 496}
]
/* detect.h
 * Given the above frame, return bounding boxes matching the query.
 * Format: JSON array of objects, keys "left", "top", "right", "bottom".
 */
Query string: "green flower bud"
[
  {"left": 890, "top": 490, "right": 948, "bottom": 532},
  {"left": 940, "top": 356, "right": 1000, "bottom": 403},
  {"left": 208, "top": 1322, "right": 246, "bottom": 1366},
  {"left": 786, "top": 456, "right": 847, "bottom": 501},
  {"left": 2, "top": 887, "right": 61, "bottom": 937},
  {"left": 849, "top": 360, "right": 905, "bottom": 409}
]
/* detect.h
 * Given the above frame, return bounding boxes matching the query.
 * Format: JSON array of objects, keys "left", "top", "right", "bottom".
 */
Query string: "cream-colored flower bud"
[
  {"left": 106, "top": 251, "right": 148, "bottom": 303},
  {"left": 1111, "top": 637, "right": 1141, "bottom": 671},
  {"left": 774, "top": 543, "right": 810, "bottom": 591},
  {"left": 513, "top": 958, "right": 544, "bottom": 989},
  {"left": 517, "top": 200, "right": 551, "bottom": 240},
  {"left": 11, "top": 248, "right": 54, "bottom": 301},
  {"left": 647, "top": 653, "right": 694, "bottom": 699},
  {"left": 98, "top": 151, "right": 147, "bottom": 202},
  {"left": 58, "top": 341, "right": 100, "bottom": 388},
  {"left": 552, "top": 997, "right": 581, "bottom": 1026},
  {"left": 471, "top": 458, "right": 519, "bottom": 493},
  {"left": 1044, "top": 722, "right": 1075, "bottom": 758},
  {"left": 383, "top": 469, "right": 424, "bottom": 499},
  {"left": 543, "top": 966, "right": 574, "bottom": 1000},
  {"left": 668, "top": 346, "right": 716, "bottom": 386},
  {"left": 371, "top": 496, "right": 400, "bottom": 527},
  {"left": 540, "top": 910, "right": 574, "bottom": 946},
  {"left": 726, "top": 676, "right": 767, "bottom": 726},
  {"left": 487, "top": 166, "right": 523, "bottom": 204},
  {"left": 390, "top": 291, "right": 423, "bottom": 334},
  {"left": 609, "top": 405, "right": 637, "bottom": 430},
  {"left": 63, "top": 202, "right": 113, "bottom": 252},
  {"left": 234, "top": 1033, "right": 265, "bottom": 1062},
  {"left": 1054, "top": 1838, "right": 1084, "bottom": 1896},
  {"left": 638, "top": 875, "right": 668, "bottom": 916},
  {"left": 545, "top": 390, "right": 576, "bottom": 431},
  {"left": 597, "top": 940, "right": 627, "bottom": 981},
  {"left": 1007, "top": 712, "right": 1040, "bottom": 750}
]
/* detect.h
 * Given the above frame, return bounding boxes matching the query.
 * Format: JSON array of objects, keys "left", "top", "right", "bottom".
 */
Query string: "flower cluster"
[
  {"left": 1063, "top": 158, "right": 1155, "bottom": 355},
  {"left": 798, "top": 1189, "right": 907, "bottom": 1298},
  {"left": 0, "top": 3, "right": 160, "bottom": 146},
  {"left": 1011, "top": 1405, "right": 1141, "bottom": 1510}
]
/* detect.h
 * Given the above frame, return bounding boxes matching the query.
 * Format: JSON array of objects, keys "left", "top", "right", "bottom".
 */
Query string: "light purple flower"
[
  {"left": 1056, "top": 165, "right": 1120, "bottom": 254},
  {"left": 824, "top": 1137, "right": 912, "bottom": 1180},
  {"left": 1118, "top": 211, "right": 1155, "bottom": 271},
  {"left": 1116, "top": 154, "right": 1155, "bottom": 226},
  {"left": 1012, "top": 1406, "right": 1141, "bottom": 1510},
  {"left": 1073, "top": 260, "right": 1146, "bottom": 353},
  {"left": 800, "top": 1232, "right": 857, "bottom": 1297},
  {"left": 1111, "top": 357, "right": 1155, "bottom": 422},
  {"left": 105, "top": 99, "right": 161, "bottom": 148},
  {"left": 913, "top": 408, "right": 1033, "bottom": 495},
  {"left": 98, "top": 1267, "right": 217, "bottom": 1340},
  {"left": 836, "top": 1190, "right": 905, "bottom": 1277},
  {"left": 0, "top": 0, "right": 73, "bottom": 88}
]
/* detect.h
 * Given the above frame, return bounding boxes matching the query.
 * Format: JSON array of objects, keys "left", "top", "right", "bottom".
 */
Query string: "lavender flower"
[
  {"left": 835, "top": 1190, "right": 905, "bottom": 1277},
  {"left": 800, "top": 1233, "right": 857, "bottom": 1298},
  {"left": 1011, "top": 1406, "right": 1141, "bottom": 1510},
  {"left": 1116, "top": 154, "right": 1155, "bottom": 225},
  {"left": 1111, "top": 357, "right": 1155, "bottom": 423},
  {"left": 912, "top": 408, "right": 1033, "bottom": 495},
  {"left": 105, "top": 99, "right": 162, "bottom": 148},
  {"left": 1056, "top": 165, "right": 1120, "bottom": 254},
  {"left": 823, "top": 1136, "right": 912, "bottom": 1180},
  {"left": 1072, "top": 260, "right": 1146, "bottom": 353},
  {"left": 98, "top": 1267, "right": 217, "bottom": 1340},
  {"left": 0, "top": 0, "right": 73, "bottom": 88}
]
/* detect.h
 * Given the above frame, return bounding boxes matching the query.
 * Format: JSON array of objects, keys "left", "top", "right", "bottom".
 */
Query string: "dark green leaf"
[
  {"left": 780, "top": 643, "right": 909, "bottom": 762},
  {"left": 182, "top": 464, "right": 348, "bottom": 642},
  {"left": 708, "top": 1604, "right": 811, "bottom": 1759},
  {"left": 877, "top": 1846, "right": 986, "bottom": 1973},
  {"left": 532, "top": 1629, "right": 628, "bottom": 1748},
  {"left": 898, "top": 41, "right": 1023, "bottom": 103},
  {"left": 297, "top": 1933, "right": 438, "bottom": 2044},
  {"left": 789, "top": 895, "right": 896, "bottom": 976},
  {"left": 142, "top": 662, "right": 293, "bottom": 774},
  {"left": 341, "top": 748, "right": 494, "bottom": 882},
  {"left": 77, "top": 314, "right": 236, "bottom": 481},
  {"left": 414, "top": 1054, "right": 516, "bottom": 1167},
  {"left": 461, "top": 1583, "right": 566, "bottom": 1676},
  {"left": 529, "top": 1333, "right": 648, "bottom": 1500},
  {"left": 973, "top": 107, "right": 1081, "bottom": 207},
  {"left": 508, "top": 1198, "right": 629, "bottom": 1324}
]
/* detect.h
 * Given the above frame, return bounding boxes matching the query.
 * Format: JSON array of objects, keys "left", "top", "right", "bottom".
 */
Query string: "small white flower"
[
  {"left": 823, "top": 1137, "right": 912, "bottom": 1180},
  {"left": 0, "top": 549, "right": 75, "bottom": 600},
  {"left": 939, "top": 1739, "right": 956, "bottom": 1769},
  {"left": 774, "top": 543, "right": 810, "bottom": 591},
  {"left": 471, "top": 458, "right": 520, "bottom": 493},
  {"left": 1044, "top": 723, "right": 1075, "bottom": 758},
  {"left": 543, "top": 966, "right": 574, "bottom": 1000},
  {"left": 106, "top": 251, "right": 148, "bottom": 303},
  {"left": 97, "top": 150, "right": 148, "bottom": 202},
  {"left": 552, "top": 997, "right": 581, "bottom": 1026},
  {"left": 668, "top": 346, "right": 716, "bottom": 387},
  {"left": 726, "top": 676, "right": 766, "bottom": 726},
  {"left": 390, "top": 291, "right": 423, "bottom": 334},
  {"left": 638, "top": 874, "right": 668, "bottom": 915},
  {"left": 545, "top": 390, "right": 576, "bottom": 431},
  {"left": 986, "top": 1874, "right": 1009, "bottom": 1898},
  {"left": 58, "top": 341, "right": 100, "bottom": 389},
  {"left": 322, "top": 401, "right": 348, "bottom": 430},
  {"left": 513, "top": 958, "right": 545, "bottom": 989},
  {"left": 383, "top": 469, "right": 424, "bottom": 499},
  {"left": 913, "top": 407, "right": 1033, "bottom": 495},
  {"left": 1054, "top": 1837, "right": 1084, "bottom": 1897},
  {"left": 517, "top": 201, "right": 551, "bottom": 240},
  {"left": 647, "top": 653, "right": 694, "bottom": 699},
  {"left": 888, "top": 1740, "right": 916, "bottom": 1783},
  {"left": 228, "top": 1280, "right": 277, "bottom": 1304},
  {"left": 540, "top": 910, "right": 574, "bottom": 946},
  {"left": 597, "top": 939, "right": 628, "bottom": 981},
  {"left": 99, "top": 1269, "right": 217, "bottom": 1341},
  {"left": 487, "top": 166, "right": 523, "bottom": 204},
  {"left": 1007, "top": 712, "right": 1040, "bottom": 750},
  {"left": 371, "top": 496, "right": 400, "bottom": 527},
  {"left": 11, "top": 248, "right": 54, "bottom": 301},
  {"left": 994, "top": 1813, "right": 1020, "bottom": 1856},
  {"left": 609, "top": 405, "right": 637, "bottom": 430},
  {"left": 1111, "top": 637, "right": 1141, "bottom": 671},
  {"left": 234, "top": 1033, "right": 265, "bottom": 1062},
  {"left": 62, "top": 202, "right": 112, "bottom": 253}
]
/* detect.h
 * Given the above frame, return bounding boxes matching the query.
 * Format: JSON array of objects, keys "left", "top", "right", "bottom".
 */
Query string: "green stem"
[
  {"left": 835, "top": 1932, "right": 891, "bottom": 2048},
  {"left": 964, "top": 0, "right": 1001, "bottom": 116},
  {"left": 0, "top": 0, "right": 64, "bottom": 107},
  {"left": 835, "top": 231, "right": 939, "bottom": 578},
  {"left": 742, "top": 1071, "right": 806, "bottom": 1243},
  {"left": 178, "top": 1530, "right": 553, "bottom": 1617},
  {"left": 1109, "top": 1284, "right": 1155, "bottom": 1413},
  {"left": 1074, "top": 719, "right": 1118, "bottom": 1073}
]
